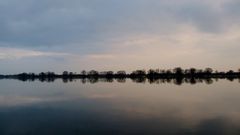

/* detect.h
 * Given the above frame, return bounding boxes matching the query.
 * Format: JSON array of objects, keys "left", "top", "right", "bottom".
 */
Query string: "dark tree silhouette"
[
  {"left": 88, "top": 70, "right": 99, "bottom": 77},
  {"left": 116, "top": 71, "right": 126, "bottom": 76},
  {"left": 63, "top": 71, "right": 68, "bottom": 76},
  {"left": 173, "top": 67, "right": 184, "bottom": 75},
  {"left": 227, "top": 70, "right": 234, "bottom": 75},
  {"left": 131, "top": 70, "right": 146, "bottom": 76},
  {"left": 148, "top": 69, "right": 159, "bottom": 76},
  {"left": 189, "top": 68, "right": 197, "bottom": 75},
  {"left": 204, "top": 68, "right": 213, "bottom": 74},
  {"left": 1, "top": 67, "right": 240, "bottom": 84},
  {"left": 81, "top": 70, "right": 87, "bottom": 75}
]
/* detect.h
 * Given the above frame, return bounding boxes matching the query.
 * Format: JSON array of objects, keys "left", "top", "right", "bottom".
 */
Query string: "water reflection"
[
  {"left": 0, "top": 80, "right": 240, "bottom": 135},
  {"left": 7, "top": 77, "right": 240, "bottom": 85}
]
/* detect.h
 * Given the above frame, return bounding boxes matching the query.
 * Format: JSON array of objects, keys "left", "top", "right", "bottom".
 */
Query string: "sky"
[{"left": 0, "top": 0, "right": 240, "bottom": 74}]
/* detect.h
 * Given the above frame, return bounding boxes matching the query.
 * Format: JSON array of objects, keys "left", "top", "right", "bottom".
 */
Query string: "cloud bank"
[
  {"left": 0, "top": 0, "right": 240, "bottom": 73},
  {"left": 0, "top": 47, "right": 68, "bottom": 60}
]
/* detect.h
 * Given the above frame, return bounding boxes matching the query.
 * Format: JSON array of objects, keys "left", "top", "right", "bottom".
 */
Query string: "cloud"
[
  {"left": 0, "top": 0, "right": 240, "bottom": 72},
  {"left": 86, "top": 55, "right": 115, "bottom": 60},
  {"left": 224, "top": 0, "right": 240, "bottom": 15},
  {"left": 0, "top": 0, "right": 236, "bottom": 49},
  {"left": 0, "top": 47, "right": 68, "bottom": 60}
]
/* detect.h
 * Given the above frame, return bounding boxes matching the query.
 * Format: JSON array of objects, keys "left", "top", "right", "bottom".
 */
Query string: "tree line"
[{"left": 0, "top": 67, "right": 240, "bottom": 80}]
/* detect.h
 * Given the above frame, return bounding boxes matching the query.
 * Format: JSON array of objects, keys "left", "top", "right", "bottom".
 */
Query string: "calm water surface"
[{"left": 0, "top": 79, "right": 240, "bottom": 135}]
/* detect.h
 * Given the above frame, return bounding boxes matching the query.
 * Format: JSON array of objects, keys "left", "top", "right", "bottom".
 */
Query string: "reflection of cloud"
[
  {"left": 0, "top": 47, "right": 69, "bottom": 60},
  {"left": 0, "top": 95, "right": 48, "bottom": 106},
  {"left": 0, "top": 95, "right": 72, "bottom": 107}
]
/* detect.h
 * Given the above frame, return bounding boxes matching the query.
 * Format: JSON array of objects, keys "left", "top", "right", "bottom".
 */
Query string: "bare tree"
[
  {"left": 173, "top": 67, "right": 183, "bottom": 75},
  {"left": 81, "top": 70, "right": 87, "bottom": 75}
]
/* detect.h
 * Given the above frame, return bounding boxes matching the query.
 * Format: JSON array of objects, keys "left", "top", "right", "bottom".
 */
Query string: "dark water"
[{"left": 0, "top": 79, "right": 240, "bottom": 135}]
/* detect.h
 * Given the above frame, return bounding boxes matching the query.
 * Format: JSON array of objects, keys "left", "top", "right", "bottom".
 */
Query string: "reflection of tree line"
[{"left": 1, "top": 67, "right": 240, "bottom": 85}]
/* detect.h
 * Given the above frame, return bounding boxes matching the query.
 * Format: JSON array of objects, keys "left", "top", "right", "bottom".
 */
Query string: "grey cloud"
[
  {"left": 0, "top": 0, "right": 97, "bottom": 46},
  {"left": 174, "top": 2, "right": 223, "bottom": 33},
  {"left": 0, "top": 0, "right": 146, "bottom": 53},
  {"left": 224, "top": 0, "right": 240, "bottom": 15},
  {"left": 223, "top": 0, "right": 240, "bottom": 24},
  {"left": 0, "top": 0, "right": 238, "bottom": 53}
]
